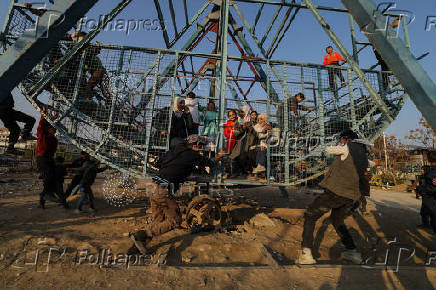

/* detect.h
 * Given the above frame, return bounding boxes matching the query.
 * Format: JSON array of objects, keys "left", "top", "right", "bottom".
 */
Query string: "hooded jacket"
[{"left": 158, "top": 143, "right": 215, "bottom": 185}]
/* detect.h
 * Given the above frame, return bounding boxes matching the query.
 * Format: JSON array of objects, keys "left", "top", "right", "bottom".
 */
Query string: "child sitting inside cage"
[
  {"left": 71, "top": 159, "right": 109, "bottom": 214},
  {"left": 224, "top": 109, "right": 247, "bottom": 178},
  {"left": 201, "top": 101, "right": 218, "bottom": 154}
]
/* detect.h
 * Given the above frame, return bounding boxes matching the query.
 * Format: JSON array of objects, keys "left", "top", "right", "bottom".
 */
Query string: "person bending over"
[{"left": 130, "top": 135, "right": 226, "bottom": 255}]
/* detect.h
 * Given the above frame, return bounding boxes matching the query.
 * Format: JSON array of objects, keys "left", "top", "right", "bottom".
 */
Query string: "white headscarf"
[
  {"left": 185, "top": 96, "right": 200, "bottom": 123},
  {"left": 173, "top": 97, "right": 184, "bottom": 117}
]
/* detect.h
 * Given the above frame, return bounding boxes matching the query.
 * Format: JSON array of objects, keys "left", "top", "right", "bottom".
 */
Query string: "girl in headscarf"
[{"left": 201, "top": 101, "right": 218, "bottom": 138}]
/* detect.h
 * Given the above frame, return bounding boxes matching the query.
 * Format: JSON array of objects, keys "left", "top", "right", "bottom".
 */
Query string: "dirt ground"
[{"left": 1, "top": 171, "right": 436, "bottom": 289}]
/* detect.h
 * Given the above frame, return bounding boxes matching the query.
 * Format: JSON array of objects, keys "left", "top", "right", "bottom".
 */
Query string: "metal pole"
[
  {"left": 401, "top": 16, "right": 411, "bottom": 52},
  {"left": 217, "top": 0, "right": 230, "bottom": 182},
  {"left": 348, "top": 13, "right": 359, "bottom": 63},
  {"left": 383, "top": 132, "right": 388, "bottom": 170}
]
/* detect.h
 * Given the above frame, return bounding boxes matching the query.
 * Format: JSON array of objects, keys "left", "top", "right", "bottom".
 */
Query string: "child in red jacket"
[
  {"left": 224, "top": 109, "right": 243, "bottom": 153},
  {"left": 36, "top": 108, "right": 60, "bottom": 209}
]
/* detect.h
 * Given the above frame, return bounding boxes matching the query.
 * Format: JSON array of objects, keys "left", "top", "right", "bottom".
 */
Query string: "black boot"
[{"left": 38, "top": 198, "right": 45, "bottom": 209}]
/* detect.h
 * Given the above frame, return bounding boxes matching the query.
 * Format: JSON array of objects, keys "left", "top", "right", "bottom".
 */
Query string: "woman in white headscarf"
[{"left": 169, "top": 96, "right": 194, "bottom": 148}]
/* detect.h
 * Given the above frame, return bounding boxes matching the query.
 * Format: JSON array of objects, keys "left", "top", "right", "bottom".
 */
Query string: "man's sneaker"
[
  {"left": 341, "top": 249, "right": 362, "bottom": 264},
  {"left": 74, "top": 209, "right": 82, "bottom": 214},
  {"left": 252, "top": 165, "right": 266, "bottom": 174},
  {"left": 88, "top": 208, "right": 96, "bottom": 214},
  {"left": 296, "top": 248, "right": 316, "bottom": 265}
]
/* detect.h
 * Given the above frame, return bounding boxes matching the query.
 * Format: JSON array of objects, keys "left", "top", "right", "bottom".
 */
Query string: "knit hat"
[{"left": 186, "top": 135, "right": 207, "bottom": 145}]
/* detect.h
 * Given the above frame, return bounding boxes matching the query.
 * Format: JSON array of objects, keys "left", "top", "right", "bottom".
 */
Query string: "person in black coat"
[
  {"left": 163, "top": 97, "right": 194, "bottom": 149},
  {"left": 131, "top": 135, "right": 226, "bottom": 255},
  {"left": 416, "top": 151, "right": 436, "bottom": 232},
  {"left": 0, "top": 93, "right": 35, "bottom": 154},
  {"left": 65, "top": 151, "right": 90, "bottom": 197}
]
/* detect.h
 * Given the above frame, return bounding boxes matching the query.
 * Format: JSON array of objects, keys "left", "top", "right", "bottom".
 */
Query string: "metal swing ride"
[{"left": 0, "top": 0, "right": 435, "bottom": 190}]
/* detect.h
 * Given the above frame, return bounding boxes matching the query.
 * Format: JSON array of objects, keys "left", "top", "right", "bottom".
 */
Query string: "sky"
[{"left": 0, "top": 0, "right": 435, "bottom": 140}]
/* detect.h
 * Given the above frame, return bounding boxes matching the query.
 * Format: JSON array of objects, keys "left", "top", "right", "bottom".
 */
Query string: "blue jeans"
[{"left": 77, "top": 186, "right": 95, "bottom": 210}]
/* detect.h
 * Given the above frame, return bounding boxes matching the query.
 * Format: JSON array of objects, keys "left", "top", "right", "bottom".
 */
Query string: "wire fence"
[{"left": 16, "top": 41, "right": 406, "bottom": 185}]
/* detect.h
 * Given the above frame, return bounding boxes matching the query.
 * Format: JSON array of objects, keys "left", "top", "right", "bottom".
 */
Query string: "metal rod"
[
  {"left": 168, "top": 1, "right": 210, "bottom": 48},
  {"left": 401, "top": 16, "right": 411, "bottom": 51},
  {"left": 217, "top": 0, "right": 230, "bottom": 183},
  {"left": 252, "top": 3, "right": 264, "bottom": 34},
  {"left": 183, "top": 0, "right": 189, "bottom": 26},
  {"left": 347, "top": 68, "right": 357, "bottom": 131},
  {"left": 234, "top": 0, "right": 348, "bottom": 13},
  {"left": 270, "top": 7, "right": 300, "bottom": 57},
  {"left": 143, "top": 51, "right": 162, "bottom": 175},
  {"left": 168, "top": 0, "right": 179, "bottom": 36},
  {"left": 153, "top": 0, "right": 170, "bottom": 47},
  {"left": 267, "top": 5, "right": 294, "bottom": 56},
  {"left": 348, "top": 13, "right": 359, "bottom": 64},
  {"left": 260, "top": 5, "right": 282, "bottom": 46}
]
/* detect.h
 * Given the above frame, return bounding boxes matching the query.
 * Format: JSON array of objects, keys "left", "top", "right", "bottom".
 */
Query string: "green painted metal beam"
[
  {"left": 342, "top": 0, "right": 436, "bottom": 129},
  {"left": 0, "top": 0, "right": 100, "bottom": 101}
]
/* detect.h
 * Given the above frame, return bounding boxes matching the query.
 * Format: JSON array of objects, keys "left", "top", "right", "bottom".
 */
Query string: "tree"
[
  {"left": 372, "top": 135, "right": 409, "bottom": 170},
  {"left": 406, "top": 117, "right": 436, "bottom": 150}
]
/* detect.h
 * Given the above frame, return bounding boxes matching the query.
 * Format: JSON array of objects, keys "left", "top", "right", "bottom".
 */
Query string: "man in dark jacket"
[
  {"left": 416, "top": 151, "right": 436, "bottom": 232},
  {"left": 131, "top": 135, "right": 226, "bottom": 254},
  {"left": 73, "top": 159, "right": 108, "bottom": 213},
  {"left": 277, "top": 93, "right": 312, "bottom": 135},
  {"left": 297, "top": 130, "right": 372, "bottom": 265},
  {"left": 0, "top": 93, "right": 36, "bottom": 154}
]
